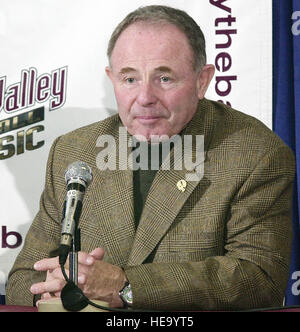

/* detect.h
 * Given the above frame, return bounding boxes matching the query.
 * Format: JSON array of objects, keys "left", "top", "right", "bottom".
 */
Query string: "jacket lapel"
[
  {"left": 87, "top": 123, "right": 136, "bottom": 266},
  {"left": 127, "top": 99, "right": 217, "bottom": 266}
]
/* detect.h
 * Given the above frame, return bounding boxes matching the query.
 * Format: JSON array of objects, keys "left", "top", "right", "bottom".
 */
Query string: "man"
[{"left": 6, "top": 5, "right": 295, "bottom": 310}]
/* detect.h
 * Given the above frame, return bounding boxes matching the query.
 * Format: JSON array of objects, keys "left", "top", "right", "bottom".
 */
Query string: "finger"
[
  {"left": 30, "top": 278, "right": 65, "bottom": 295},
  {"left": 89, "top": 248, "right": 105, "bottom": 260},
  {"left": 36, "top": 292, "right": 52, "bottom": 307},
  {"left": 78, "top": 252, "right": 95, "bottom": 266},
  {"left": 34, "top": 257, "right": 59, "bottom": 271},
  {"left": 42, "top": 292, "right": 52, "bottom": 300},
  {"left": 36, "top": 293, "right": 60, "bottom": 307},
  {"left": 77, "top": 248, "right": 105, "bottom": 266},
  {"left": 78, "top": 274, "right": 86, "bottom": 284}
]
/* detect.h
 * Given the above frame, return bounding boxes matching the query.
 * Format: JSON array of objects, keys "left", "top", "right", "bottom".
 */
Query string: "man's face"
[{"left": 106, "top": 22, "right": 214, "bottom": 141}]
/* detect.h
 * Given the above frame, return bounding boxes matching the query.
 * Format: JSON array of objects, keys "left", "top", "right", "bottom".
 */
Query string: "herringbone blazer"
[{"left": 6, "top": 99, "right": 295, "bottom": 310}]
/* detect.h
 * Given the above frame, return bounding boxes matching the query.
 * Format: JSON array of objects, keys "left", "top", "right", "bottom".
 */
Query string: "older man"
[{"left": 6, "top": 5, "right": 295, "bottom": 311}]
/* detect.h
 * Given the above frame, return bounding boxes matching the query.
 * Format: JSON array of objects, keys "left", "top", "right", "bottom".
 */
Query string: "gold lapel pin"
[{"left": 177, "top": 180, "right": 187, "bottom": 192}]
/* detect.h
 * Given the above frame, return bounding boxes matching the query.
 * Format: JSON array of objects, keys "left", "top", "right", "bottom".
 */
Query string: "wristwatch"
[{"left": 119, "top": 281, "right": 133, "bottom": 308}]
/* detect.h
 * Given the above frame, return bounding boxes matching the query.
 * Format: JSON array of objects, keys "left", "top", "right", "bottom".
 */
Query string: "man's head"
[{"left": 106, "top": 5, "right": 215, "bottom": 140}]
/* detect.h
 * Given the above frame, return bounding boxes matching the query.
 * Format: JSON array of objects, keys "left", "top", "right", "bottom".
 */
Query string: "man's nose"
[{"left": 136, "top": 82, "right": 158, "bottom": 107}]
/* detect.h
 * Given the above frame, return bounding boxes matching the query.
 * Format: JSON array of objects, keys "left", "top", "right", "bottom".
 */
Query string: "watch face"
[{"left": 121, "top": 285, "right": 133, "bottom": 305}]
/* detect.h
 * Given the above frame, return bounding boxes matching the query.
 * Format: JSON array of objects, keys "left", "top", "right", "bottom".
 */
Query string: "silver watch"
[{"left": 119, "top": 281, "right": 133, "bottom": 307}]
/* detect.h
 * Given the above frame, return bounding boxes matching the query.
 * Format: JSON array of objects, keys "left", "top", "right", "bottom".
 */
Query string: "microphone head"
[{"left": 65, "top": 161, "right": 93, "bottom": 186}]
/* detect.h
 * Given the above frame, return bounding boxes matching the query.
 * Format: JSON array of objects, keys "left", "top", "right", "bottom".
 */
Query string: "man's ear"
[
  {"left": 196, "top": 65, "right": 215, "bottom": 100},
  {"left": 105, "top": 66, "right": 113, "bottom": 81}
]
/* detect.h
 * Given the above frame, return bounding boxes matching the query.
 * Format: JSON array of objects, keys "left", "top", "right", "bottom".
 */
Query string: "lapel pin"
[{"left": 177, "top": 180, "right": 187, "bottom": 192}]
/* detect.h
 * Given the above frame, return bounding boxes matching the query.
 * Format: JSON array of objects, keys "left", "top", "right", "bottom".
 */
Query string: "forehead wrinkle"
[{"left": 118, "top": 65, "right": 174, "bottom": 76}]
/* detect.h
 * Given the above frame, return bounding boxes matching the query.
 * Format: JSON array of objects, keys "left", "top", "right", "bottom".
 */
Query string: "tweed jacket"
[{"left": 6, "top": 99, "right": 295, "bottom": 310}]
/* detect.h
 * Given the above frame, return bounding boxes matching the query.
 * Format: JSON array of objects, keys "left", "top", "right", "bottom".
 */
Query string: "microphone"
[{"left": 59, "top": 161, "right": 93, "bottom": 266}]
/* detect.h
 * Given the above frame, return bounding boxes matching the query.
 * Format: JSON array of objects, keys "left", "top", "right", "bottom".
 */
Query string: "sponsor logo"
[
  {"left": 0, "top": 66, "right": 67, "bottom": 114},
  {"left": 210, "top": 0, "right": 237, "bottom": 107},
  {"left": 0, "top": 66, "right": 68, "bottom": 160}
]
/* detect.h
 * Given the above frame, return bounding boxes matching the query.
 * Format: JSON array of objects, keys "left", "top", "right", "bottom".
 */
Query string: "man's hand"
[{"left": 30, "top": 248, "right": 126, "bottom": 308}]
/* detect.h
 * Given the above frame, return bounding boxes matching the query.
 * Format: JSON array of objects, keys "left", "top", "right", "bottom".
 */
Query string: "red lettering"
[{"left": 209, "top": 0, "right": 231, "bottom": 13}]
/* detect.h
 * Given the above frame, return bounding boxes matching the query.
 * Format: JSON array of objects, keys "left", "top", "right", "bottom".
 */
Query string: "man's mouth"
[{"left": 135, "top": 115, "right": 162, "bottom": 124}]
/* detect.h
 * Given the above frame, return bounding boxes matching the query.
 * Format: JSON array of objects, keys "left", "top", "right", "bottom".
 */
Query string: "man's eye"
[
  {"left": 126, "top": 78, "right": 136, "bottom": 83},
  {"left": 160, "top": 76, "right": 171, "bottom": 83}
]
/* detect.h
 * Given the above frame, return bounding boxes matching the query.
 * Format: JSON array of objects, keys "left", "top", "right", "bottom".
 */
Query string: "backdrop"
[
  {"left": 0, "top": 0, "right": 279, "bottom": 304},
  {"left": 273, "top": 0, "right": 300, "bottom": 306}
]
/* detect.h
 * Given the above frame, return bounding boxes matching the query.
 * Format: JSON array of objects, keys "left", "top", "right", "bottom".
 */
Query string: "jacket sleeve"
[
  {"left": 5, "top": 137, "right": 62, "bottom": 306},
  {"left": 124, "top": 145, "right": 295, "bottom": 311}
]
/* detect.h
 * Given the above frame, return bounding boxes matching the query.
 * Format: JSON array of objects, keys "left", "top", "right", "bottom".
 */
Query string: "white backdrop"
[{"left": 0, "top": 0, "right": 272, "bottom": 296}]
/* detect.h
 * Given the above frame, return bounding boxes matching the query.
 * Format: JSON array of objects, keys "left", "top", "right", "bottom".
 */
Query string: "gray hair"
[{"left": 107, "top": 5, "right": 207, "bottom": 70}]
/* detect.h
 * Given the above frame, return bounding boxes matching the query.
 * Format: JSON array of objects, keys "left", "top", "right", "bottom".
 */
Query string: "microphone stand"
[
  {"left": 60, "top": 227, "right": 92, "bottom": 312},
  {"left": 69, "top": 228, "right": 80, "bottom": 285}
]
